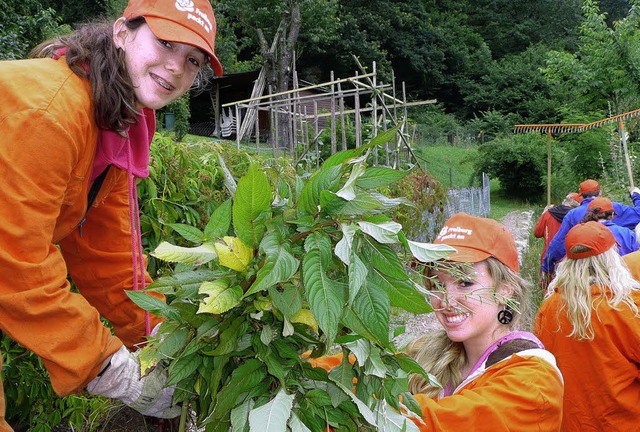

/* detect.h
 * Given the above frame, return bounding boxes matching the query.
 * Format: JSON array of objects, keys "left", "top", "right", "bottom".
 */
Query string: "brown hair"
[{"left": 29, "top": 18, "right": 146, "bottom": 135}]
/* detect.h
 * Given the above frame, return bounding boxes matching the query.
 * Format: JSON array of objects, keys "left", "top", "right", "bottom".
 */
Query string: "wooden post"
[
  {"left": 372, "top": 61, "right": 378, "bottom": 165},
  {"left": 355, "top": 71, "right": 361, "bottom": 148},
  {"left": 619, "top": 117, "right": 635, "bottom": 189},
  {"left": 330, "top": 71, "right": 337, "bottom": 155},
  {"left": 314, "top": 100, "right": 319, "bottom": 169},
  {"left": 255, "top": 107, "right": 260, "bottom": 153},
  {"left": 235, "top": 105, "right": 241, "bottom": 150},
  {"left": 338, "top": 82, "right": 347, "bottom": 151},
  {"left": 546, "top": 129, "right": 552, "bottom": 207}
]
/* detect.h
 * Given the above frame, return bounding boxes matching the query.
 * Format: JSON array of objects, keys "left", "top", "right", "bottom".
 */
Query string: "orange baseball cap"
[
  {"left": 124, "top": 0, "right": 223, "bottom": 76},
  {"left": 568, "top": 192, "right": 583, "bottom": 203},
  {"left": 587, "top": 196, "right": 614, "bottom": 214},
  {"left": 565, "top": 221, "right": 615, "bottom": 259},
  {"left": 434, "top": 213, "right": 519, "bottom": 273},
  {"left": 579, "top": 179, "right": 600, "bottom": 194}
]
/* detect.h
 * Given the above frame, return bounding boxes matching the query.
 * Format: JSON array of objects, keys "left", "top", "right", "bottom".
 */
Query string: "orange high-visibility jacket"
[
  {"left": 310, "top": 348, "right": 563, "bottom": 431},
  {"left": 534, "top": 287, "right": 640, "bottom": 431},
  {"left": 0, "top": 57, "right": 162, "bottom": 396}
]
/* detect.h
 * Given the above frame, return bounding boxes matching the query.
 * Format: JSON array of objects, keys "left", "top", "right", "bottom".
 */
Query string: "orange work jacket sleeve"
[
  {"left": 308, "top": 351, "right": 562, "bottom": 431},
  {"left": 0, "top": 58, "right": 160, "bottom": 396},
  {"left": 411, "top": 353, "right": 563, "bottom": 431}
]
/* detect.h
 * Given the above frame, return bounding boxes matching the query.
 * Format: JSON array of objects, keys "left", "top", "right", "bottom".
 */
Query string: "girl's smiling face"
[
  {"left": 429, "top": 260, "right": 510, "bottom": 352},
  {"left": 113, "top": 19, "right": 205, "bottom": 110}
]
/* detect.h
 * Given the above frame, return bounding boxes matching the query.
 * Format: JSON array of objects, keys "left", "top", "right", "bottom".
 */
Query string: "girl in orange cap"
[
  {"left": 310, "top": 213, "right": 564, "bottom": 430},
  {"left": 534, "top": 221, "right": 640, "bottom": 431},
  {"left": 0, "top": 0, "right": 223, "bottom": 428},
  {"left": 404, "top": 213, "right": 563, "bottom": 431}
]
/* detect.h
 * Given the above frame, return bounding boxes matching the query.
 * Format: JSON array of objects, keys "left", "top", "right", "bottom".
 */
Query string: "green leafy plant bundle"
[{"left": 128, "top": 128, "right": 454, "bottom": 431}]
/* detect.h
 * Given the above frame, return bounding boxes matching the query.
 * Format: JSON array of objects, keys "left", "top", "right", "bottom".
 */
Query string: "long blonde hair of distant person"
[{"left": 548, "top": 247, "right": 640, "bottom": 340}]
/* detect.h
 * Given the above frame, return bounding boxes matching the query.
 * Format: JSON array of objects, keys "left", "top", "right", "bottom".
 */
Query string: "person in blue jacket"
[
  {"left": 583, "top": 197, "right": 639, "bottom": 255},
  {"left": 542, "top": 179, "right": 640, "bottom": 274}
]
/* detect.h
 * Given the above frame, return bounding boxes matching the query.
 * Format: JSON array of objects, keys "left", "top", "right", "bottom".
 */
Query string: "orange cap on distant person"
[
  {"left": 434, "top": 213, "right": 519, "bottom": 273},
  {"left": 579, "top": 179, "right": 600, "bottom": 194},
  {"left": 588, "top": 197, "right": 614, "bottom": 214},
  {"left": 568, "top": 192, "right": 583, "bottom": 203},
  {"left": 565, "top": 221, "right": 616, "bottom": 259},
  {"left": 124, "top": 0, "right": 223, "bottom": 76}
]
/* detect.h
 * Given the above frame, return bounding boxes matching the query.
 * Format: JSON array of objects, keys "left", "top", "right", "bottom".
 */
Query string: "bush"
[{"left": 474, "top": 134, "right": 547, "bottom": 199}]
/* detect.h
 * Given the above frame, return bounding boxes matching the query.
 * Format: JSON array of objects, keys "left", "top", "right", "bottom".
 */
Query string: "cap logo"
[
  {"left": 175, "top": 0, "right": 213, "bottom": 34},
  {"left": 437, "top": 225, "right": 473, "bottom": 242}
]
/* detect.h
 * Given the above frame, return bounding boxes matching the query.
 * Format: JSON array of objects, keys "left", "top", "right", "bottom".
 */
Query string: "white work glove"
[
  {"left": 87, "top": 346, "right": 180, "bottom": 418},
  {"left": 630, "top": 187, "right": 640, "bottom": 196}
]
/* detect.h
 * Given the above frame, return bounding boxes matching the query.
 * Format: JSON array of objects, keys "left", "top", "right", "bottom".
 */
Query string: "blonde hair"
[
  {"left": 407, "top": 257, "right": 532, "bottom": 397},
  {"left": 547, "top": 247, "right": 640, "bottom": 340}
]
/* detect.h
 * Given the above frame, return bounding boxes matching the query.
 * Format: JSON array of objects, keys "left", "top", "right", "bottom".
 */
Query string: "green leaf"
[
  {"left": 365, "top": 125, "right": 399, "bottom": 148},
  {"left": 374, "top": 399, "right": 420, "bottom": 432},
  {"left": 303, "top": 233, "right": 345, "bottom": 344},
  {"left": 213, "top": 359, "right": 267, "bottom": 422},
  {"left": 205, "top": 199, "right": 232, "bottom": 240},
  {"left": 202, "top": 316, "right": 246, "bottom": 356},
  {"left": 244, "top": 247, "right": 299, "bottom": 297},
  {"left": 407, "top": 240, "right": 455, "bottom": 263},
  {"left": 197, "top": 280, "right": 243, "bottom": 315},
  {"left": 329, "top": 379, "right": 377, "bottom": 427},
  {"left": 297, "top": 165, "right": 342, "bottom": 215},
  {"left": 356, "top": 167, "right": 409, "bottom": 189},
  {"left": 343, "top": 280, "right": 390, "bottom": 346},
  {"left": 126, "top": 291, "right": 179, "bottom": 321},
  {"left": 157, "top": 327, "right": 190, "bottom": 358},
  {"left": 150, "top": 241, "right": 217, "bottom": 266},
  {"left": 368, "top": 270, "right": 432, "bottom": 314},
  {"left": 348, "top": 253, "right": 367, "bottom": 305},
  {"left": 269, "top": 285, "right": 303, "bottom": 320},
  {"left": 166, "top": 353, "right": 202, "bottom": 387},
  {"left": 166, "top": 223, "right": 204, "bottom": 244},
  {"left": 232, "top": 164, "right": 272, "bottom": 248},
  {"left": 335, "top": 157, "right": 367, "bottom": 201},
  {"left": 337, "top": 189, "right": 386, "bottom": 215},
  {"left": 248, "top": 388, "right": 294, "bottom": 432},
  {"left": 364, "top": 346, "right": 386, "bottom": 378},
  {"left": 230, "top": 399, "right": 254, "bottom": 432},
  {"left": 361, "top": 238, "right": 408, "bottom": 281},
  {"left": 288, "top": 412, "right": 312, "bottom": 432},
  {"left": 147, "top": 269, "right": 226, "bottom": 290},
  {"left": 357, "top": 221, "right": 402, "bottom": 244},
  {"left": 334, "top": 223, "right": 359, "bottom": 265}
]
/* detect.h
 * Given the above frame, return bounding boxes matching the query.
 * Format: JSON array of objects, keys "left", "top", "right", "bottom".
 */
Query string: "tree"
[
  {"left": 0, "top": 1, "right": 67, "bottom": 60},
  {"left": 542, "top": 0, "right": 640, "bottom": 116}
]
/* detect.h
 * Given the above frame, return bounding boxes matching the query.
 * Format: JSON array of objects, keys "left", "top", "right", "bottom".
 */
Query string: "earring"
[{"left": 497, "top": 305, "right": 513, "bottom": 325}]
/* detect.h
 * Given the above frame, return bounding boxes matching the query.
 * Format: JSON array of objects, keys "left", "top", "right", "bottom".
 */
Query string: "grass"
[{"left": 418, "top": 144, "right": 539, "bottom": 219}]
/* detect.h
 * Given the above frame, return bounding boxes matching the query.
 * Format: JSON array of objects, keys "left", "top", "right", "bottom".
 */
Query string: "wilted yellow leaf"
[
  {"left": 213, "top": 236, "right": 253, "bottom": 272},
  {"left": 290, "top": 309, "right": 318, "bottom": 333},
  {"left": 197, "top": 279, "right": 243, "bottom": 315}
]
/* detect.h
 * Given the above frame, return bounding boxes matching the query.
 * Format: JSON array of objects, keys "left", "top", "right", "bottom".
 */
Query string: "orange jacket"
[
  {"left": 310, "top": 349, "right": 563, "bottom": 431},
  {"left": 0, "top": 57, "right": 162, "bottom": 396},
  {"left": 534, "top": 287, "right": 640, "bottom": 431},
  {"left": 534, "top": 209, "right": 563, "bottom": 264}
]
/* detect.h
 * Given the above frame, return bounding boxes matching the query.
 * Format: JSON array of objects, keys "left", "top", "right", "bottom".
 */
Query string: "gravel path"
[{"left": 394, "top": 210, "right": 535, "bottom": 347}]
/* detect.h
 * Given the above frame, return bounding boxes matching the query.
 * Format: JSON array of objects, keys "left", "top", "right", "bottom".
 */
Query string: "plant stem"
[{"left": 179, "top": 403, "right": 189, "bottom": 432}]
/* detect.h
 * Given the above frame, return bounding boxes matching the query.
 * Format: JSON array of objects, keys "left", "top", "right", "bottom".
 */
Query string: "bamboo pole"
[
  {"left": 222, "top": 72, "right": 376, "bottom": 107},
  {"left": 338, "top": 82, "right": 346, "bottom": 151},
  {"left": 330, "top": 71, "right": 337, "bottom": 155},
  {"left": 619, "top": 117, "right": 635, "bottom": 189},
  {"left": 546, "top": 129, "right": 552, "bottom": 207},
  {"left": 354, "top": 71, "right": 361, "bottom": 148},
  {"left": 372, "top": 61, "right": 378, "bottom": 165},
  {"left": 314, "top": 100, "right": 319, "bottom": 169}
]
